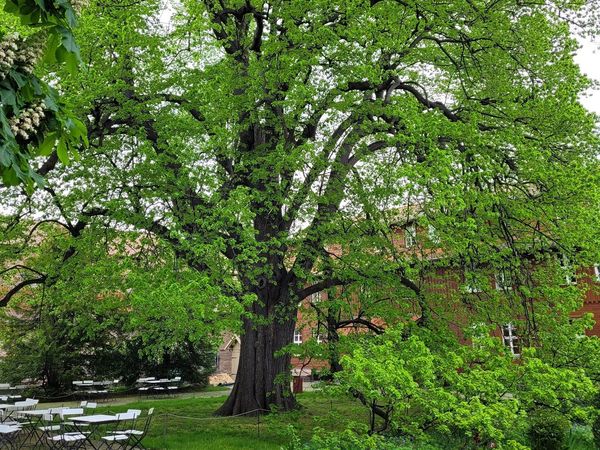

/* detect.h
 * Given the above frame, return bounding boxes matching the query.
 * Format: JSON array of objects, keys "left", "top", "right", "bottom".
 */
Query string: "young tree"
[
  {"left": 0, "top": 0, "right": 598, "bottom": 416},
  {"left": 0, "top": 219, "right": 237, "bottom": 391},
  {"left": 335, "top": 322, "right": 599, "bottom": 447}
]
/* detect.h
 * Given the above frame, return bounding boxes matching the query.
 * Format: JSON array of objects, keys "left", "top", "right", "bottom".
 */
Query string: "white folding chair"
[
  {"left": 111, "top": 408, "right": 154, "bottom": 449},
  {"left": 47, "top": 430, "right": 87, "bottom": 449},
  {"left": 34, "top": 411, "right": 63, "bottom": 447},
  {"left": 102, "top": 412, "right": 138, "bottom": 450},
  {"left": 0, "top": 424, "right": 21, "bottom": 450}
]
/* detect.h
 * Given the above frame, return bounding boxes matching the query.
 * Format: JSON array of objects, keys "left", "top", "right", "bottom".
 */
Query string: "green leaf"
[
  {"left": 43, "top": 93, "right": 59, "bottom": 112},
  {"left": 56, "top": 26, "right": 80, "bottom": 56},
  {"left": 1, "top": 166, "right": 19, "bottom": 186},
  {"left": 55, "top": 45, "right": 79, "bottom": 74},
  {"left": 0, "top": 89, "right": 17, "bottom": 108},
  {"left": 19, "top": 4, "right": 36, "bottom": 16},
  {"left": 0, "top": 145, "right": 12, "bottom": 167},
  {"left": 3, "top": 0, "right": 19, "bottom": 14},
  {"left": 9, "top": 71, "right": 27, "bottom": 89},
  {"left": 64, "top": 5, "right": 77, "bottom": 28},
  {"left": 20, "top": 9, "right": 40, "bottom": 25},
  {"left": 43, "top": 33, "right": 61, "bottom": 65},
  {"left": 37, "top": 132, "right": 56, "bottom": 156},
  {"left": 68, "top": 117, "right": 88, "bottom": 146},
  {"left": 56, "top": 139, "right": 69, "bottom": 164}
]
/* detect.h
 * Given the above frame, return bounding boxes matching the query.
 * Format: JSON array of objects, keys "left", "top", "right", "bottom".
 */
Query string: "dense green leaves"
[
  {"left": 0, "top": 221, "right": 240, "bottom": 390},
  {"left": 335, "top": 323, "right": 598, "bottom": 448}
]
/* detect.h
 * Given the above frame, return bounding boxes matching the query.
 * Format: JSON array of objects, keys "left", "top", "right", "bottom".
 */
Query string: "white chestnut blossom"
[
  {"left": 0, "top": 33, "right": 19, "bottom": 76},
  {"left": 8, "top": 101, "right": 47, "bottom": 141},
  {"left": 70, "top": 0, "right": 89, "bottom": 14},
  {"left": 14, "top": 32, "right": 47, "bottom": 75}
]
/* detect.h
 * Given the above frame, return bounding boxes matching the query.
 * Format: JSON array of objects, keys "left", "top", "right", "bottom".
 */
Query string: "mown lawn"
[{"left": 95, "top": 391, "right": 368, "bottom": 450}]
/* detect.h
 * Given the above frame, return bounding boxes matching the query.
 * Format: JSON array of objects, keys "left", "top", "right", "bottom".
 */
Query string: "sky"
[{"left": 576, "top": 37, "right": 600, "bottom": 114}]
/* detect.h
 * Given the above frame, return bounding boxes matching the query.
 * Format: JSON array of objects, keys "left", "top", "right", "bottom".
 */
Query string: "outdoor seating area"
[
  {"left": 72, "top": 381, "right": 120, "bottom": 402},
  {"left": 0, "top": 384, "right": 25, "bottom": 404},
  {"left": 0, "top": 399, "right": 153, "bottom": 449},
  {"left": 136, "top": 378, "right": 182, "bottom": 398}
]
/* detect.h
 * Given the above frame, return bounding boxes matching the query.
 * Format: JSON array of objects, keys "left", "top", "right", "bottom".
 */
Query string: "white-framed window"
[
  {"left": 427, "top": 224, "right": 440, "bottom": 244},
  {"left": 293, "top": 329, "right": 303, "bottom": 344},
  {"left": 501, "top": 323, "right": 520, "bottom": 356},
  {"left": 594, "top": 264, "right": 600, "bottom": 282},
  {"left": 560, "top": 254, "right": 577, "bottom": 285},
  {"left": 495, "top": 271, "right": 513, "bottom": 291},
  {"left": 405, "top": 224, "right": 417, "bottom": 248},
  {"left": 310, "top": 291, "right": 322, "bottom": 304},
  {"left": 312, "top": 330, "right": 326, "bottom": 344}
]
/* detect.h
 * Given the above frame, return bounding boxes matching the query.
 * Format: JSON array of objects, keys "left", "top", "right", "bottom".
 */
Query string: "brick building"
[{"left": 215, "top": 225, "right": 600, "bottom": 380}]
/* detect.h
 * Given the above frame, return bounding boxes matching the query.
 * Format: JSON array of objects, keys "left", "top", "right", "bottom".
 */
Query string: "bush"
[
  {"left": 591, "top": 413, "right": 600, "bottom": 449},
  {"left": 527, "top": 409, "right": 570, "bottom": 450},
  {"left": 282, "top": 424, "right": 406, "bottom": 450}
]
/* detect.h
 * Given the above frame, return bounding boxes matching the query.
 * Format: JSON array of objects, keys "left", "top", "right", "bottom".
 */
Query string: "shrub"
[
  {"left": 282, "top": 424, "right": 405, "bottom": 450},
  {"left": 591, "top": 413, "right": 600, "bottom": 449},
  {"left": 527, "top": 409, "right": 570, "bottom": 450}
]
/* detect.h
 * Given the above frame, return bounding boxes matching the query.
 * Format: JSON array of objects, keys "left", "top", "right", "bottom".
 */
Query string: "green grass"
[
  {"left": 95, "top": 391, "right": 367, "bottom": 450},
  {"left": 196, "top": 385, "right": 231, "bottom": 392},
  {"left": 91, "top": 393, "right": 600, "bottom": 449}
]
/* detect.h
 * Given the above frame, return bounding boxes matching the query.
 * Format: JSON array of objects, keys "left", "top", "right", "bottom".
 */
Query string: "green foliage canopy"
[{"left": 0, "top": 0, "right": 598, "bottom": 413}]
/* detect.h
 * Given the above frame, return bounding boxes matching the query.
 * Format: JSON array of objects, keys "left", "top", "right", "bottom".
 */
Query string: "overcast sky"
[{"left": 576, "top": 37, "right": 600, "bottom": 115}]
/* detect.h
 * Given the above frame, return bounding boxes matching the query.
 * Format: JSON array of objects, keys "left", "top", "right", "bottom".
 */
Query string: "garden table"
[
  {"left": 0, "top": 396, "right": 22, "bottom": 403},
  {"left": 71, "top": 414, "right": 134, "bottom": 450},
  {"left": 17, "top": 409, "right": 52, "bottom": 446},
  {"left": 74, "top": 380, "right": 113, "bottom": 400},
  {"left": 142, "top": 377, "right": 181, "bottom": 395},
  {"left": 0, "top": 404, "right": 16, "bottom": 423}
]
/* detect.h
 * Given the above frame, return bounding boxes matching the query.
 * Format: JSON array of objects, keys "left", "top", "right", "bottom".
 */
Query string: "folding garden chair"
[
  {"left": 47, "top": 429, "right": 87, "bottom": 450},
  {"left": 101, "top": 412, "right": 139, "bottom": 450},
  {"left": 110, "top": 407, "right": 154, "bottom": 449},
  {"left": 60, "top": 407, "right": 86, "bottom": 434},
  {"left": 0, "top": 424, "right": 21, "bottom": 450},
  {"left": 34, "top": 409, "right": 65, "bottom": 448}
]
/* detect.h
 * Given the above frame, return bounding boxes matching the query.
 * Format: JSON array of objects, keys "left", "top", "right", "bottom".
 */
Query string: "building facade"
[{"left": 215, "top": 226, "right": 600, "bottom": 380}]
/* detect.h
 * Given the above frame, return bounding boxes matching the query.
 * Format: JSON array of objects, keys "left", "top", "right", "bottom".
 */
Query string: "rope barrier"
[
  {"left": 158, "top": 408, "right": 270, "bottom": 421},
  {"left": 156, "top": 408, "right": 270, "bottom": 445}
]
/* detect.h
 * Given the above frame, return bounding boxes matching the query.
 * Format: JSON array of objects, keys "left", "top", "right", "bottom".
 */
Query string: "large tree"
[{"left": 1, "top": 0, "right": 599, "bottom": 416}]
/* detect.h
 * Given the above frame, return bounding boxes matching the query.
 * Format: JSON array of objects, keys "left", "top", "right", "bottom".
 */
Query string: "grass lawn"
[
  {"left": 95, "top": 391, "right": 368, "bottom": 450},
  {"left": 89, "top": 391, "right": 600, "bottom": 449}
]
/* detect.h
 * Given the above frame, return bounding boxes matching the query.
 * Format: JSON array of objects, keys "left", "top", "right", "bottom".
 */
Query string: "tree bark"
[
  {"left": 216, "top": 285, "right": 298, "bottom": 416},
  {"left": 326, "top": 314, "right": 343, "bottom": 375}
]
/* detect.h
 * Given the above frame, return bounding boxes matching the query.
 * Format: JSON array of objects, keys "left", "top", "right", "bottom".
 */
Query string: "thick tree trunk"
[
  {"left": 326, "top": 324, "right": 343, "bottom": 375},
  {"left": 216, "top": 286, "right": 298, "bottom": 416}
]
